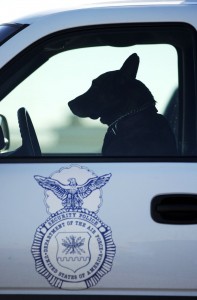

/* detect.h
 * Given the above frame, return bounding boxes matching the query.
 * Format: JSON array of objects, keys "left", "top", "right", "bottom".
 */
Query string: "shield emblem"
[{"left": 56, "top": 232, "right": 91, "bottom": 273}]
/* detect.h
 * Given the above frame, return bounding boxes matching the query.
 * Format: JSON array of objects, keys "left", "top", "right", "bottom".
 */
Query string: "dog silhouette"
[{"left": 68, "top": 53, "right": 177, "bottom": 156}]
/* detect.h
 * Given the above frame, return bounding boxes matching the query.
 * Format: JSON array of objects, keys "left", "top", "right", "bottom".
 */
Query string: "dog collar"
[{"left": 109, "top": 102, "right": 156, "bottom": 135}]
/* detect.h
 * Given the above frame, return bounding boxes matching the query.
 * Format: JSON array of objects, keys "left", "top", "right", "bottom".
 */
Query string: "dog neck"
[{"left": 108, "top": 102, "right": 156, "bottom": 133}]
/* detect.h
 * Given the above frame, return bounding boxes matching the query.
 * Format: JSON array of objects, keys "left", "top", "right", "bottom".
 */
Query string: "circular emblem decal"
[{"left": 32, "top": 165, "right": 116, "bottom": 289}]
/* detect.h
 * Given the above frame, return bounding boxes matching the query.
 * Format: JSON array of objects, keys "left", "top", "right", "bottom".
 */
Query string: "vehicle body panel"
[{"left": 1, "top": 162, "right": 197, "bottom": 296}]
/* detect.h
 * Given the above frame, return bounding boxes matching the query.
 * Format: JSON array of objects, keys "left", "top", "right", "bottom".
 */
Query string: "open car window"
[{"left": 0, "top": 24, "right": 196, "bottom": 157}]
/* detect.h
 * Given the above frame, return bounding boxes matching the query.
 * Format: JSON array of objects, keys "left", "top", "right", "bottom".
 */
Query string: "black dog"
[{"left": 68, "top": 53, "right": 177, "bottom": 156}]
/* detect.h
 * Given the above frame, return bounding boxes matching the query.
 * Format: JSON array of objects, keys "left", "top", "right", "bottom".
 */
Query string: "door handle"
[{"left": 151, "top": 194, "right": 197, "bottom": 224}]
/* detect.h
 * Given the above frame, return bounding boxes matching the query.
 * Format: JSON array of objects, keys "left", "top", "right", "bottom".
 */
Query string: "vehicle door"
[{"left": 0, "top": 22, "right": 197, "bottom": 297}]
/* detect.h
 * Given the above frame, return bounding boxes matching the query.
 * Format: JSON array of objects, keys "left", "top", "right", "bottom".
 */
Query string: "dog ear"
[{"left": 120, "top": 53, "right": 139, "bottom": 79}]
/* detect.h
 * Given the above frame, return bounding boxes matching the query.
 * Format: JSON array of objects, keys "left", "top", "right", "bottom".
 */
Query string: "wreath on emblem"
[{"left": 31, "top": 165, "right": 116, "bottom": 290}]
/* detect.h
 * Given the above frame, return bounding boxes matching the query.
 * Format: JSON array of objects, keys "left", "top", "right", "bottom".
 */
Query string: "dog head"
[{"left": 68, "top": 53, "right": 155, "bottom": 125}]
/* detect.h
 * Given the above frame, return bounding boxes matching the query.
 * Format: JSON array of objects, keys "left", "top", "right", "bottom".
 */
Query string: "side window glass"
[{"left": 0, "top": 25, "right": 195, "bottom": 157}]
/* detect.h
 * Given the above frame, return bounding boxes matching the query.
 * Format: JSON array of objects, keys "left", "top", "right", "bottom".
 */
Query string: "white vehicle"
[{"left": 0, "top": 0, "right": 197, "bottom": 298}]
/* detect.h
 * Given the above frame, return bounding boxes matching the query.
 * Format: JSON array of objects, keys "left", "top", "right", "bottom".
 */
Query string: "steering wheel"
[{"left": 17, "top": 107, "right": 41, "bottom": 156}]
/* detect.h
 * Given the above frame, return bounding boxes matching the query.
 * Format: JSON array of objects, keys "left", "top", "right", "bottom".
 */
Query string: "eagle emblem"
[{"left": 34, "top": 173, "right": 111, "bottom": 209}]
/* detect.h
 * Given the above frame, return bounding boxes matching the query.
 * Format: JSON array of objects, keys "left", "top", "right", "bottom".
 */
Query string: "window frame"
[{"left": 0, "top": 23, "right": 29, "bottom": 46}]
